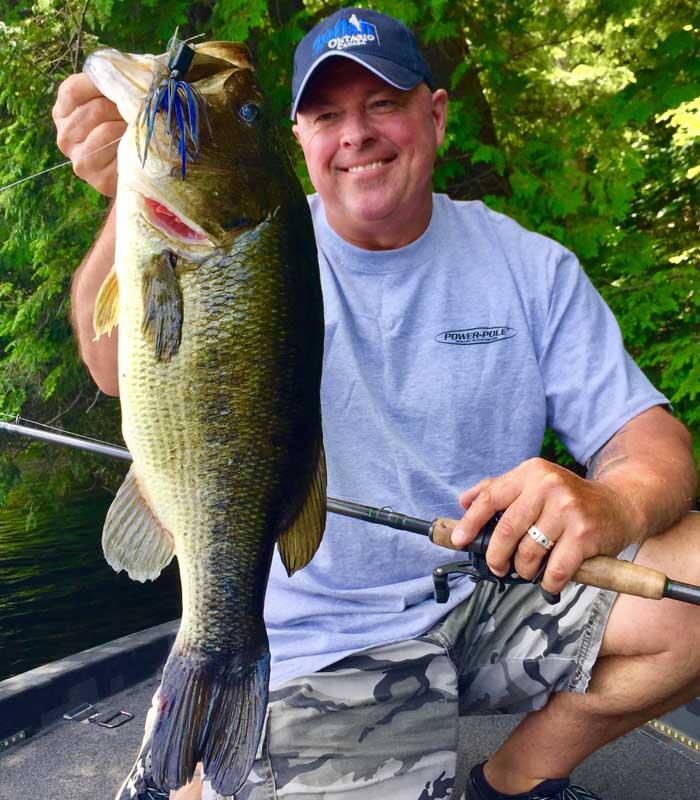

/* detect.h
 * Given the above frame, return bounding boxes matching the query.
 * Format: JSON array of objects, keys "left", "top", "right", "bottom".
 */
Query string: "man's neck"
[{"left": 324, "top": 195, "right": 434, "bottom": 251}]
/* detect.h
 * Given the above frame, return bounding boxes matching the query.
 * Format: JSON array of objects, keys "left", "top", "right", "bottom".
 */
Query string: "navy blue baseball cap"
[{"left": 291, "top": 7, "right": 434, "bottom": 119}]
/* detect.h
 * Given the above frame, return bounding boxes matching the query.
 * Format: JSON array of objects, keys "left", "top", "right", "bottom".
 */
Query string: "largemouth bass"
[{"left": 84, "top": 39, "right": 326, "bottom": 797}]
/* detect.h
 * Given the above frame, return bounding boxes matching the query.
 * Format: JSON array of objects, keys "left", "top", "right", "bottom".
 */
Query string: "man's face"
[{"left": 293, "top": 59, "right": 447, "bottom": 248}]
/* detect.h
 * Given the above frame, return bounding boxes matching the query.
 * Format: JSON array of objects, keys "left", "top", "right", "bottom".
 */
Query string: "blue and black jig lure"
[{"left": 137, "top": 32, "right": 208, "bottom": 179}]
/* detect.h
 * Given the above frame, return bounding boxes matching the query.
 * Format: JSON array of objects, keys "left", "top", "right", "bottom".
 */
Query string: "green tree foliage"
[
  {"left": 0, "top": 0, "right": 697, "bottom": 517},
  {"left": 0, "top": 1, "right": 125, "bottom": 510}
]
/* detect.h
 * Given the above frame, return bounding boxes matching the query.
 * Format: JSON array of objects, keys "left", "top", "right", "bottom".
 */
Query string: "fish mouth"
[{"left": 141, "top": 196, "right": 214, "bottom": 246}]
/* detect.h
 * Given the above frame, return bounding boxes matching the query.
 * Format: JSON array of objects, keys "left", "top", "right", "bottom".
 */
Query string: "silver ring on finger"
[{"left": 527, "top": 524, "right": 554, "bottom": 551}]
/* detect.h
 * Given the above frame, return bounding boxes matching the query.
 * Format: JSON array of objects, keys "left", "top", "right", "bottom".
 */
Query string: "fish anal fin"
[
  {"left": 142, "top": 250, "right": 183, "bottom": 362},
  {"left": 102, "top": 465, "right": 175, "bottom": 582},
  {"left": 93, "top": 265, "right": 119, "bottom": 341},
  {"left": 277, "top": 439, "right": 327, "bottom": 577}
]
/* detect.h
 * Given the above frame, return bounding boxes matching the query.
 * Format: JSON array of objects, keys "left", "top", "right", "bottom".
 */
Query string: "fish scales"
[{"left": 87, "top": 39, "right": 326, "bottom": 798}]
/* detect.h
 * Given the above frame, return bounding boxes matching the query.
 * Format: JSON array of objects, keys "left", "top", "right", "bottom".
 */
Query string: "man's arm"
[
  {"left": 70, "top": 205, "right": 119, "bottom": 396},
  {"left": 451, "top": 405, "right": 697, "bottom": 595},
  {"left": 53, "top": 72, "right": 125, "bottom": 395},
  {"left": 585, "top": 405, "right": 696, "bottom": 538}
]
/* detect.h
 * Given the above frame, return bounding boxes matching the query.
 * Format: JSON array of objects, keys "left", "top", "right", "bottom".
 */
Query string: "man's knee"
[{"left": 601, "top": 511, "right": 700, "bottom": 662}]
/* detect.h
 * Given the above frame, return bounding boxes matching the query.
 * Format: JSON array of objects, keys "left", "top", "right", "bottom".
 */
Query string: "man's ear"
[
  {"left": 432, "top": 89, "right": 448, "bottom": 149},
  {"left": 292, "top": 122, "right": 301, "bottom": 143}
]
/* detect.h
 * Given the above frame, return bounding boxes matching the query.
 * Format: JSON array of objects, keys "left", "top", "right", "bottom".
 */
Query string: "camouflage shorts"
[{"left": 198, "top": 568, "right": 627, "bottom": 800}]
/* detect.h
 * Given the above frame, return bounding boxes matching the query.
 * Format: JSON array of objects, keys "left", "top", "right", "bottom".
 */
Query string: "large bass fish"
[{"left": 84, "top": 39, "right": 326, "bottom": 797}]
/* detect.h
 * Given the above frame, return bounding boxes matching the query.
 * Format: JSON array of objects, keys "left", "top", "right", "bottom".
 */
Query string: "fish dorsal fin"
[
  {"left": 277, "top": 439, "right": 327, "bottom": 576},
  {"left": 102, "top": 466, "right": 176, "bottom": 582},
  {"left": 93, "top": 265, "right": 119, "bottom": 341}
]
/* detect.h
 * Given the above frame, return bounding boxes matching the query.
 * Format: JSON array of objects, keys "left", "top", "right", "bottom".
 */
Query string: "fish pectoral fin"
[
  {"left": 93, "top": 265, "right": 119, "bottom": 341},
  {"left": 142, "top": 250, "right": 183, "bottom": 362},
  {"left": 277, "top": 439, "right": 327, "bottom": 576},
  {"left": 102, "top": 466, "right": 175, "bottom": 582}
]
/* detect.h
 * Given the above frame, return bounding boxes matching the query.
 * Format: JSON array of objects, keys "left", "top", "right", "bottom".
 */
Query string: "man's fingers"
[
  {"left": 53, "top": 72, "right": 124, "bottom": 197},
  {"left": 56, "top": 96, "right": 124, "bottom": 155},
  {"left": 452, "top": 476, "right": 521, "bottom": 548},
  {"left": 52, "top": 73, "right": 103, "bottom": 121},
  {"left": 73, "top": 120, "right": 126, "bottom": 167},
  {"left": 512, "top": 510, "right": 563, "bottom": 580},
  {"left": 540, "top": 544, "right": 583, "bottom": 595},
  {"left": 70, "top": 120, "right": 125, "bottom": 197},
  {"left": 459, "top": 479, "right": 491, "bottom": 509},
  {"left": 486, "top": 498, "right": 550, "bottom": 577}
]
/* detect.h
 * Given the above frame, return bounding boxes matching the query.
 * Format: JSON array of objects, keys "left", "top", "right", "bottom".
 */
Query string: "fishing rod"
[{"left": 3, "top": 417, "right": 700, "bottom": 607}]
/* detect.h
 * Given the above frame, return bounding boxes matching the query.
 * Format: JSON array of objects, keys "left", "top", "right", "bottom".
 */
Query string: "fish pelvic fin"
[
  {"left": 102, "top": 466, "right": 175, "bottom": 582},
  {"left": 277, "top": 437, "right": 327, "bottom": 576},
  {"left": 142, "top": 250, "right": 183, "bottom": 362},
  {"left": 151, "top": 647, "right": 270, "bottom": 796},
  {"left": 93, "top": 265, "right": 119, "bottom": 341}
]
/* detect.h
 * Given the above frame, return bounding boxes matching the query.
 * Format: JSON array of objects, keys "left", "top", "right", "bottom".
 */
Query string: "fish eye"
[{"left": 238, "top": 102, "right": 260, "bottom": 123}]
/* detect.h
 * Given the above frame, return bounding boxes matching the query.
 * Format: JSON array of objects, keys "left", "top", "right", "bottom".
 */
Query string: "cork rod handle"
[{"left": 430, "top": 517, "right": 667, "bottom": 600}]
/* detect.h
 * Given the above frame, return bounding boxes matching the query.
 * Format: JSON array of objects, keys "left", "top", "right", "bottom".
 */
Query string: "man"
[{"left": 53, "top": 8, "right": 699, "bottom": 800}]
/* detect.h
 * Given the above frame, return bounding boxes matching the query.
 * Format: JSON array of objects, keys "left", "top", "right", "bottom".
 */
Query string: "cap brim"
[{"left": 290, "top": 51, "right": 425, "bottom": 120}]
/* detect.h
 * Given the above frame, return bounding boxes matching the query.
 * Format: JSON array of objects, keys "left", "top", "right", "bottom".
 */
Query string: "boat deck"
[{"left": 2, "top": 624, "right": 700, "bottom": 799}]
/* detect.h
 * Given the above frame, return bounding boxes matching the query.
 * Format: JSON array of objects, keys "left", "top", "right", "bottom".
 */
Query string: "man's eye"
[
  {"left": 372, "top": 99, "right": 395, "bottom": 109},
  {"left": 316, "top": 112, "right": 337, "bottom": 123}
]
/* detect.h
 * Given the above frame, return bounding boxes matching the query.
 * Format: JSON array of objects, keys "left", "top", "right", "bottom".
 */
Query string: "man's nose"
[{"left": 339, "top": 112, "right": 376, "bottom": 148}]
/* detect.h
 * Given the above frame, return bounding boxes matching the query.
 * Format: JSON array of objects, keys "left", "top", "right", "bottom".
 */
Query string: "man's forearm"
[
  {"left": 586, "top": 405, "right": 697, "bottom": 542},
  {"left": 70, "top": 203, "right": 120, "bottom": 396}
]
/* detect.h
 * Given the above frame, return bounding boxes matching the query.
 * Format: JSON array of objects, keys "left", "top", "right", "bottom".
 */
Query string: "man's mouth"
[{"left": 341, "top": 157, "right": 395, "bottom": 174}]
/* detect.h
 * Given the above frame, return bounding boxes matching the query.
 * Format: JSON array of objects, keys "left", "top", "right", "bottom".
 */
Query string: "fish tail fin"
[
  {"left": 115, "top": 686, "right": 169, "bottom": 798},
  {"left": 151, "top": 646, "right": 269, "bottom": 796}
]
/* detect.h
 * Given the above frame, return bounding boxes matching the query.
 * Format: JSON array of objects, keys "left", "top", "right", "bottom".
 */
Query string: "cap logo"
[{"left": 312, "top": 14, "right": 380, "bottom": 55}]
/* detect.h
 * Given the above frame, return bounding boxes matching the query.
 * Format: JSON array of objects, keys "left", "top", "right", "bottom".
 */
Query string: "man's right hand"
[{"left": 52, "top": 73, "right": 126, "bottom": 198}]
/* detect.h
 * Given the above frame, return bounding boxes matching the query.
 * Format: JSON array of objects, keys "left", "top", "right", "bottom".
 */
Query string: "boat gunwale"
[{"left": 0, "top": 619, "right": 178, "bottom": 740}]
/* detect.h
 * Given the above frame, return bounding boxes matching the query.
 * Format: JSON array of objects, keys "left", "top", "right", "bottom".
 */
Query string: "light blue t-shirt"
[{"left": 264, "top": 193, "right": 667, "bottom": 689}]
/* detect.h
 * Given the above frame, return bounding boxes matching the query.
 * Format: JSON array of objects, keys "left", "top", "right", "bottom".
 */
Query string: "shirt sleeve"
[{"left": 539, "top": 248, "right": 668, "bottom": 465}]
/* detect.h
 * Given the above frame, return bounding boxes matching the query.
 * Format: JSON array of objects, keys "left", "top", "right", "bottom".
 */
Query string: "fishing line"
[
  {"left": 0, "top": 135, "right": 124, "bottom": 195},
  {"left": 0, "top": 412, "right": 121, "bottom": 450}
]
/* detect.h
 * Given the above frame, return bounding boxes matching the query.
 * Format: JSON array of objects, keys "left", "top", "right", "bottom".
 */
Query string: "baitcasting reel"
[{"left": 431, "top": 512, "right": 560, "bottom": 605}]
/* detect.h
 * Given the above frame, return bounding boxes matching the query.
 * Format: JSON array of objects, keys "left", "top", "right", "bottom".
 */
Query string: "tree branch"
[
  {"left": 45, "top": 390, "right": 83, "bottom": 426},
  {"left": 71, "top": 0, "right": 91, "bottom": 73}
]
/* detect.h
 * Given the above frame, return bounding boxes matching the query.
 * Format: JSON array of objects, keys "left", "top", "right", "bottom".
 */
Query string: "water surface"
[{"left": 0, "top": 486, "right": 180, "bottom": 681}]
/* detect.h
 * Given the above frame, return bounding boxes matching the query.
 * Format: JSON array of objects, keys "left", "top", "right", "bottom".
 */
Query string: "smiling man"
[
  {"left": 52, "top": 7, "right": 700, "bottom": 800},
  {"left": 292, "top": 57, "right": 446, "bottom": 249}
]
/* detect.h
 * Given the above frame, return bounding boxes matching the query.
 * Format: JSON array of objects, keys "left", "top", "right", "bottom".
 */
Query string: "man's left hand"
[{"left": 451, "top": 458, "right": 639, "bottom": 595}]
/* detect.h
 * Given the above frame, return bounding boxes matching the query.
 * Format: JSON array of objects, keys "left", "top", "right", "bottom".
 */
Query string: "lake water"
[{"left": 0, "top": 486, "right": 181, "bottom": 681}]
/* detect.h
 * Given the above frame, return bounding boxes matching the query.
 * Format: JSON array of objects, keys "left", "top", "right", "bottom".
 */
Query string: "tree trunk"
[{"left": 422, "top": 20, "right": 511, "bottom": 201}]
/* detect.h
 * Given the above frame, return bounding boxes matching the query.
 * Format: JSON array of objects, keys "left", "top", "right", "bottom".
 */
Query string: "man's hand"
[
  {"left": 52, "top": 73, "right": 126, "bottom": 198},
  {"left": 451, "top": 458, "right": 637, "bottom": 595},
  {"left": 451, "top": 406, "right": 696, "bottom": 596}
]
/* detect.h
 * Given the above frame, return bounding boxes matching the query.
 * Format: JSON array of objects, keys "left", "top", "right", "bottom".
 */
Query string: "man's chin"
[{"left": 342, "top": 198, "right": 400, "bottom": 226}]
